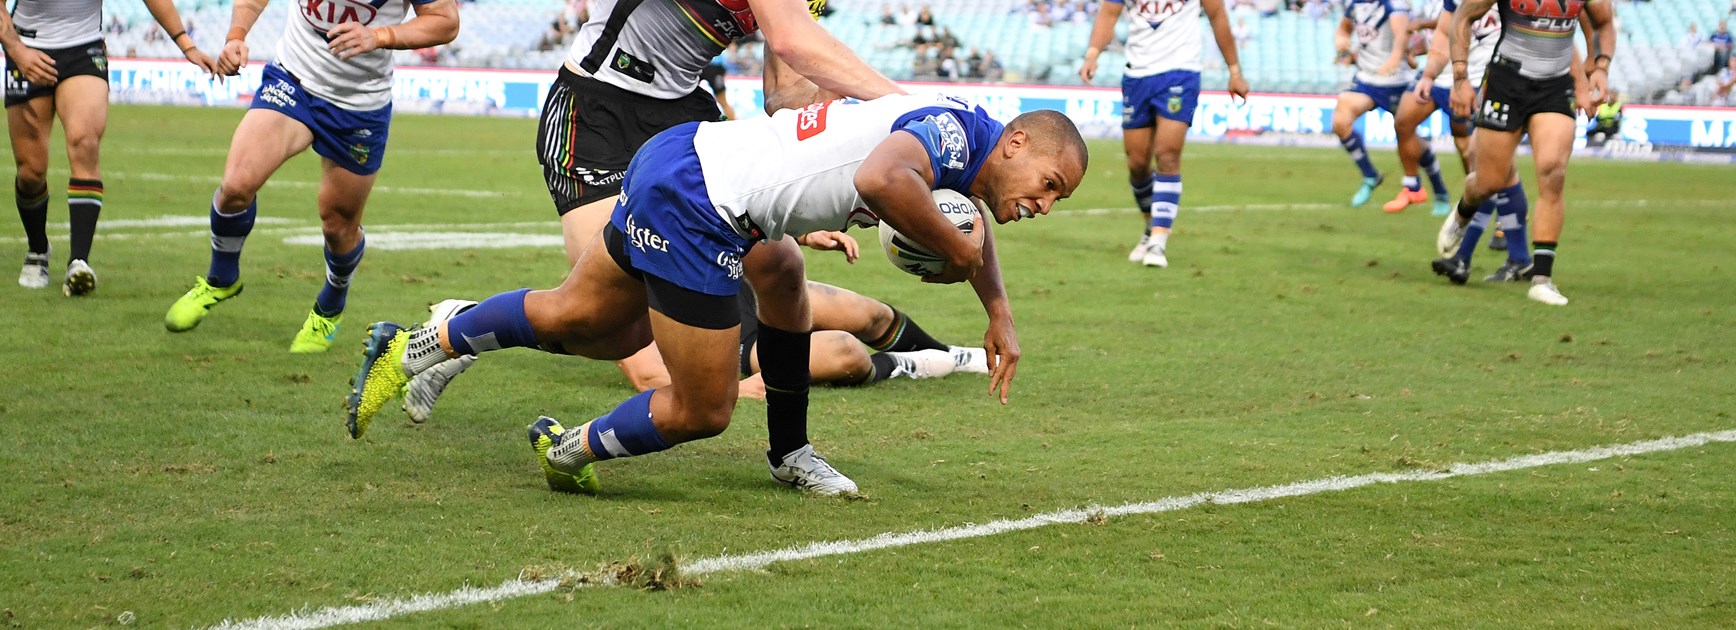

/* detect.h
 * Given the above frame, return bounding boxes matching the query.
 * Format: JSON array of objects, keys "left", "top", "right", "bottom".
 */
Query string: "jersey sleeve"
[
  {"left": 1389, "top": 0, "right": 1411, "bottom": 14},
  {"left": 1442, "top": 0, "right": 1457, "bottom": 13},
  {"left": 891, "top": 105, "right": 1005, "bottom": 191}
]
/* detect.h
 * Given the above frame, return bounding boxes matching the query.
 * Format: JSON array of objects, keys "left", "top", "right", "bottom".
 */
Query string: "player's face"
[{"left": 980, "top": 136, "right": 1085, "bottom": 224}]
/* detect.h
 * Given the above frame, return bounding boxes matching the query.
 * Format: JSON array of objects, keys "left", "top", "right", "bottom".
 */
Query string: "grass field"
[{"left": 2, "top": 105, "right": 1734, "bottom": 628}]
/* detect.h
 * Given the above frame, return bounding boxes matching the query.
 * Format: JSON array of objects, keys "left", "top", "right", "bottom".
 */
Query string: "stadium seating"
[{"left": 97, "top": 0, "right": 1735, "bottom": 102}]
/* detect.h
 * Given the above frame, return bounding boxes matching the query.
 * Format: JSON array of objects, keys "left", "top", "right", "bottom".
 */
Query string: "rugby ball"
[{"left": 879, "top": 189, "right": 984, "bottom": 277}]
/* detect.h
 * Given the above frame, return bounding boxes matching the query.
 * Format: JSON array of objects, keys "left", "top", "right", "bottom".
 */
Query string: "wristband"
[
  {"left": 374, "top": 27, "right": 399, "bottom": 49},
  {"left": 227, "top": 26, "right": 248, "bottom": 42},
  {"left": 167, "top": 29, "right": 186, "bottom": 42},
  {"left": 1593, "top": 53, "right": 1611, "bottom": 66},
  {"left": 1085, "top": 46, "right": 1100, "bottom": 58}
]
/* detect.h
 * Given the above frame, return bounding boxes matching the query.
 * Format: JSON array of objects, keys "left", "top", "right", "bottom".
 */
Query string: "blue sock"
[
  {"left": 1420, "top": 148, "right": 1449, "bottom": 198},
  {"left": 583, "top": 390, "right": 671, "bottom": 461},
  {"left": 446, "top": 288, "right": 539, "bottom": 354},
  {"left": 207, "top": 197, "right": 256, "bottom": 287},
  {"left": 1454, "top": 202, "right": 1493, "bottom": 263},
  {"left": 1494, "top": 182, "right": 1531, "bottom": 264},
  {"left": 1130, "top": 174, "right": 1154, "bottom": 219},
  {"left": 313, "top": 236, "right": 365, "bottom": 317},
  {"left": 1150, "top": 173, "right": 1181, "bottom": 230},
  {"left": 1339, "top": 131, "right": 1379, "bottom": 179}
]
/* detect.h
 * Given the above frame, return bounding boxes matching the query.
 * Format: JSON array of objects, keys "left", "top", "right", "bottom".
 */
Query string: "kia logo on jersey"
[
  {"left": 302, "top": 0, "right": 387, "bottom": 33},
  {"left": 1127, "top": 0, "right": 1188, "bottom": 28}
]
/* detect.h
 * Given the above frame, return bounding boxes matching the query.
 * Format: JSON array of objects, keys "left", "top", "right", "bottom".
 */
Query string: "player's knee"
[
  {"left": 318, "top": 205, "right": 363, "bottom": 233},
  {"left": 1332, "top": 117, "right": 1355, "bottom": 138},
  {"left": 664, "top": 396, "right": 734, "bottom": 439},
  {"left": 214, "top": 181, "right": 259, "bottom": 212},
  {"left": 13, "top": 167, "right": 47, "bottom": 193},
  {"left": 1534, "top": 160, "right": 1568, "bottom": 192},
  {"left": 1153, "top": 151, "right": 1181, "bottom": 175},
  {"left": 64, "top": 132, "right": 101, "bottom": 166},
  {"left": 1124, "top": 154, "right": 1153, "bottom": 178}
]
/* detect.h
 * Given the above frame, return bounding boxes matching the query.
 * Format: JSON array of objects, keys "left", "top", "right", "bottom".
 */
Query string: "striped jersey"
[
  {"left": 692, "top": 94, "right": 1003, "bottom": 242},
  {"left": 1344, "top": 0, "right": 1412, "bottom": 87},
  {"left": 8, "top": 0, "right": 102, "bottom": 49},
  {"left": 1494, "top": 0, "right": 1599, "bottom": 80},
  {"left": 1110, "top": 0, "right": 1204, "bottom": 78},
  {"left": 568, "top": 0, "right": 825, "bottom": 100}
]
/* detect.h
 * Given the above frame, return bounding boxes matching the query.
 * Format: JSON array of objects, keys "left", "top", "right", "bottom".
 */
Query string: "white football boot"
[
  {"left": 18, "top": 251, "right": 49, "bottom": 289},
  {"left": 948, "top": 346, "right": 990, "bottom": 374},
  {"left": 1126, "top": 233, "right": 1152, "bottom": 263},
  {"left": 769, "top": 444, "right": 859, "bottom": 496},
  {"left": 1527, "top": 277, "right": 1570, "bottom": 306},
  {"left": 401, "top": 299, "right": 478, "bottom": 423},
  {"left": 1437, "top": 212, "right": 1468, "bottom": 258}
]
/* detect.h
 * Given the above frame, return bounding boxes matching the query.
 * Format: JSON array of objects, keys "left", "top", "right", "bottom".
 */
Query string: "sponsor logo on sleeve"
[
  {"left": 927, "top": 113, "right": 969, "bottom": 171},
  {"left": 795, "top": 101, "right": 832, "bottom": 140}
]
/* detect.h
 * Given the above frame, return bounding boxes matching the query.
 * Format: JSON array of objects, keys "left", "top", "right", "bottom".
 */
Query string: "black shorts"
[
  {"left": 536, "top": 67, "right": 723, "bottom": 215},
  {"left": 4, "top": 39, "right": 108, "bottom": 107},
  {"left": 1473, "top": 60, "right": 1575, "bottom": 133}
]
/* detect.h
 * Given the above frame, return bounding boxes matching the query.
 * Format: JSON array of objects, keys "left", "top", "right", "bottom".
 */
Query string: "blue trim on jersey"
[
  {"left": 891, "top": 104, "right": 1005, "bottom": 194},
  {"left": 1442, "top": 0, "right": 1457, "bottom": 11},
  {"left": 611, "top": 122, "right": 751, "bottom": 297},
  {"left": 250, "top": 63, "right": 392, "bottom": 176},
  {"left": 1345, "top": 0, "right": 1407, "bottom": 27},
  {"left": 1121, "top": 70, "right": 1201, "bottom": 129},
  {"left": 1347, "top": 79, "right": 1409, "bottom": 114}
]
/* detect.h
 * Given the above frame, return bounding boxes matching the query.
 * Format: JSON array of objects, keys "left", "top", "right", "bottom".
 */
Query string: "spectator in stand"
[
  {"left": 896, "top": 3, "right": 918, "bottom": 27},
  {"left": 938, "top": 26, "right": 960, "bottom": 49},
  {"left": 1720, "top": 55, "right": 1736, "bottom": 105},
  {"left": 1256, "top": 0, "right": 1281, "bottom": 17},
  {"left": 880, "top": 5, "right": 897, "bottom": 26},
  {"left": 916, "top": 4, "right": 936, "bottom": 26},
  {"left": 1711, "top": 21, "right": 1733, "bottom": 72},
  {"left": 1682, "top": 23, "right": 1705, "bottom": 49},
  {"left": 1234, "top": 17, "right": 1254, "bottom": 48},
  {"left": 965, "top": 47, "right": 984, "bottom": 78},
  {"left": 937, "top": 46, "right": 958, "bottom": 80},
  {"left": 1305, "top": 0, "right": 1328, "bottom": 20},
  {"left": 1586, "top": 89, "right": 1622, "bottom": 144},
  {"left": 980, "top": 50, "right": 1004, "bottom": 81}
]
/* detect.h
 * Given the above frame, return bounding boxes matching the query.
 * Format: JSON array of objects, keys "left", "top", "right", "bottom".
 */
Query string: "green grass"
[{"left": 2, "top": 105, "right": 1733, "bottom": 628}]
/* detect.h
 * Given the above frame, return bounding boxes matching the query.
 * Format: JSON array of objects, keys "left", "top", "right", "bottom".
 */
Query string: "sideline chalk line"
[{"left": 207, "top": 428, "right": 1736, "bottom": 630}]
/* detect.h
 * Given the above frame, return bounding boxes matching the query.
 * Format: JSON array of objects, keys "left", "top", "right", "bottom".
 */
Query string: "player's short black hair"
[{"left": 1007, "top": 109, "right": 1089, "bottom": 170}]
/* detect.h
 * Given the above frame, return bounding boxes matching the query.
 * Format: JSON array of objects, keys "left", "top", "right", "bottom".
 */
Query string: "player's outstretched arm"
[
  {"left": 1202, "top": 0, "right": 1249, "bottom": 101},
  {"left": 750, "top": 0, "right": 902, "bottom": 104},
  {"left": 1378, "top": 11, "right": 1410, "bottom": 76},
  {"left": 1079, "top": 1, "right": 1122, "bottom": 84},
  {"left": 328, "top": 0, "right": 460, "bottom": 61},
  {"left": 144, "top": 0, "right": 219, "bottom": 76},
  {"left": 0, "top": 10, "right": 57, "bottom": 85},
  {"left": 762, "top": 50, "right": 841, "bottom": 114},
  {"left": 795, "top": 230, "right": 860, "bottom": 263},
  {"left": 855, "top": 133, "right": 983, "bottom": 285},
  {"left": 966, "top": 220, "right": 1019, "bottom": 405}
]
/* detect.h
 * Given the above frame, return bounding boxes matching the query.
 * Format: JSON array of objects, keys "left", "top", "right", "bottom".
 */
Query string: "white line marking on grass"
[
  {"left": 107, "top": 172, "right": 513, "bottom": 198},
  {"left": 281, "top": 232, "right": 562, "bottom": 251},
  {"left": 207, "top": 429, "right": 1736, "bottom": 630},
  {"left": 46, "top": 215, "right": 295, "bottom": 230},
  {"left": 1060, "top": 199, "right": 1730, "bottom": 216}
]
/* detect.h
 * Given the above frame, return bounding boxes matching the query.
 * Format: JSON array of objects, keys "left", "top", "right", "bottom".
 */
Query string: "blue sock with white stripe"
[
  {"left": 1339, "top": 131, "right": 1380, "bottom": 179},
  {"left": 445, "top": 288, "right": 540, "bottom": 355},
  {"left": 313, "top": 235, "right": 365, "bottom": 317},
  {"left": 1149, "top": 173, "right": 1181, "bottom": 230},
  {"left": 1494, "top": 182, "right": 1531, "bottom": 264},
  {"left": 206, "top": 196, "right": 256, "bottom": 288},
  {"left": 547, "top": 390, "right": 672, "bottom": 469},
  {"left": 1420, "top": 147, "right": 1449, "bottom": 199}
]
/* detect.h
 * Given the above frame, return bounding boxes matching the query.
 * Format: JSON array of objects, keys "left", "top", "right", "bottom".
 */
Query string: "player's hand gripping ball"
[{"left": 879, "top": 188, "right": 984, "bottom": 277}]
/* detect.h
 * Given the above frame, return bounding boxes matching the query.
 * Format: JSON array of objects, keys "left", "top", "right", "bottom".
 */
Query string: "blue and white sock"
[
  {"left": 1339, "top": 131, "right": 1380, "bottom": 179},
  {"left": 1150, "top": 173, "right": 1181, "bottom": 230},
  {"left": 313, "top": 235, "right": 365, "bottom": 317},
  {"left": 1402, "top": 175, "right": 1421, "bottom": 191},
  {"left": 546, "top": 390, "right": 672, "bottom": 470},
  {"left": 444, "top": 288, "right": 540, "bottom": 355},
  {"left": 207, "top": 195, "right": 256, "bottom": 287},
  {"left": 1493, "top": 182, "right": 1531, "bottom": 264},
  {"left": 1419, "top": 147, "right": 1449, "bottom": 199}
]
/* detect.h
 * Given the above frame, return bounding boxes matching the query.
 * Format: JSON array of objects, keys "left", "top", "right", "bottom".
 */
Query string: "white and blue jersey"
[
  {"left": 1344, "top": 0, "right": 1411, "bottom": 87},
  {"left": 612, "top": 94, "right": 1005, "bottom": 296},
  {"left": 1110, "top": 0, "right": 1205, "bottom": 128}
]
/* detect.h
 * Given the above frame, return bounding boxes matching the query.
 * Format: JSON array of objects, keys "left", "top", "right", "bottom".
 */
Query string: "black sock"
[
  {"left": 1531, "top": 241, "right": 1556, "bottom": 277},
  {"left": 15, "top": 179, "right": 49, "bottom": 255},
  {"left": 839, "top": 353, "right": 901, "bottom": 387},
  {"left": 757, "top": 322, "right": 811, "bottom": 464},
  {"left": 67, "top": 178, "right": 103, "bottom": 262},
  {"left": 868, "top": 306, "right": 947, "bottom": 352},
  {"left": 1455, "top": 197, "right": 1479, "bottom": 221}
]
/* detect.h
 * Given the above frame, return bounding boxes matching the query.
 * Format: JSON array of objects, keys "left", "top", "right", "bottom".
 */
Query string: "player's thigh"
[
  {"left": 51, "top": 76, "right": 108, "bottom": 178},
  {"left": 1393, "top": 92, "right": 1434, "bottom": 134},
  {"left": 1121, "top": 126, "right": 1156, "bottom": 174},
  {"left": 6, "top": 98, "right": 55, "bottom": 180},
  {"left": 806, "top": 281, "right": 885, "bottom": 336},
  {"left": 560, "top": 194, "right": 617, "bottom": 266},
  {"left": 222, "top": 109, "right": 314, "bottom": 200},
  {"left": 1524, "top": 113, "right": 1576, "bottom": 192},
  {"left": 1151, "top": 117, "right": 1189, "bottom": 174},
  {"left": 1332, "top": 92, "right": 1376, "bottom": 135},
  {"left": 543, "top": 227, "right": 654, "bottom": 348},
  {"left": 1467, "top": 127, "right": 1522, "bottom": 194},
  {"left": 645, "top": 308, "right": 740, "bottom": 431},
  {"left": 744, "top": 239, "right": 811, "bottom": 332}
]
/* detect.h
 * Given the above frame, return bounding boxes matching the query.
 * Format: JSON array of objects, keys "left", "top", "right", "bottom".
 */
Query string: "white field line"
[
  {"left": 43, "top": 215, "right": 294, "bottom": 230},
  {"left": 100, "top": 146, "right": 526, "bottom": 158},
  {"left": 281, "top": 232, "right": 564, "bottom": 251},
  {"left": 107, "top": 172, "right": 514, "bottom": 198},
  {"left": 207, "top": 428, "right": 1736, "bottom": 630},
  {"left": 1060, "top": 198, "right": 1732, "bottom": 216}
]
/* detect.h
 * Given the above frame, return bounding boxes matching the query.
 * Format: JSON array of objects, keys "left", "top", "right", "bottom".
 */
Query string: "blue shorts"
[
  {"left": 1122, "top": 70, "right": 1201, "bottom": 129},
  {"left": 610, "top": 122, "right": 751, "bottom": 297},
  {"left": 1347, "top": 79, "right": 1409, "bottom": 115},
  {"left": 249, "top": 63, "right": 392, "bottom": 176},
  {"left": 1429, "top": 84, "right": 1475, "bottom": 134}
]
